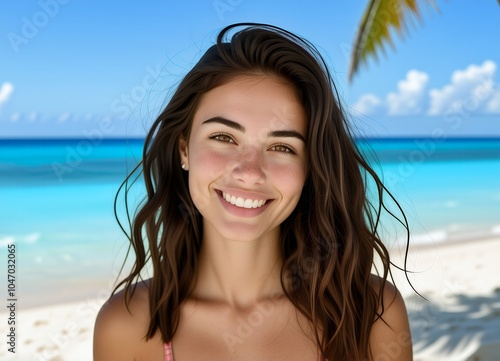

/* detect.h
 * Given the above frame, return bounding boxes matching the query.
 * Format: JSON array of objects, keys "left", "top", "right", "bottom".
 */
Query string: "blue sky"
[{"left": 1, "top": 0, "right": 499, "bottom": 138}]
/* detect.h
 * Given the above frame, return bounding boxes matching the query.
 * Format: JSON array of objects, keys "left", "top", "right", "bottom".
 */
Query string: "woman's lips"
[{"left": 216, "top": 189, "right": 274, "bottom": 217}]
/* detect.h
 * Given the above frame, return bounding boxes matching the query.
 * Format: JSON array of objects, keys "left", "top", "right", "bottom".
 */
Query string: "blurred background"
[{"left": 1, "top": 1, "right": 499, "bottom": 360}]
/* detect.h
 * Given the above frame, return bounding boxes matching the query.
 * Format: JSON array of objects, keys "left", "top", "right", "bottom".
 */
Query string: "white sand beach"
[
  {"left": 1, "top": 236, "right": 500, "bottom": 360},
  {"left": 397, "top": 236, "right": 500, "bottom": 361},
  {"left": 0, "top": 289, "right": 109, "bottom": 361}
]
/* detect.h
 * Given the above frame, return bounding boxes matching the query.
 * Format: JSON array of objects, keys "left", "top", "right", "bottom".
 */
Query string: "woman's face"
[{"left": 179, "top": 75, "right": 308, "bottom": 242}]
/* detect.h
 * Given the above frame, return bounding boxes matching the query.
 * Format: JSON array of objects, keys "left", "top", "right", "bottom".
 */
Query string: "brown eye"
[
  {"left": 269, "top": 144, "right": 296, "bottom": 155},
  {"left": 209, "top": 133, "right": 235, "bottom": 143}
]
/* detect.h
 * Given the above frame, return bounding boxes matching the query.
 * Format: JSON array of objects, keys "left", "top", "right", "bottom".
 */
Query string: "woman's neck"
[{"left": 190, "top": 224, "right": 285, "bottom": 311}]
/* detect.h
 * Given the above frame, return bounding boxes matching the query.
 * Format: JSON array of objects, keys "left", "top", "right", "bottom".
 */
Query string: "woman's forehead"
[{"left": 192, "top": 75, "right": 307, "bottom": 133}]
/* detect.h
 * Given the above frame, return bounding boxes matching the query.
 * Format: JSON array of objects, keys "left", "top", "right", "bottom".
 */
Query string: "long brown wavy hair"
[{"left": 113, "top": 23, "right": 412, "bottom": 361}]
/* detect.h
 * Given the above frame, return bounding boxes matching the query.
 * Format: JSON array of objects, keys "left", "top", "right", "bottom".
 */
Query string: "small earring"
[{"left": 181, "top": 163, "right": 186, "bottom": 170}]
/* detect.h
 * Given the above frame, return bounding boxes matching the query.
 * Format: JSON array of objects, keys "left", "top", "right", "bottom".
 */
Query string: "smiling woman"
[{"left": 93, "top": 23, "right": 413, "bottom": 361}]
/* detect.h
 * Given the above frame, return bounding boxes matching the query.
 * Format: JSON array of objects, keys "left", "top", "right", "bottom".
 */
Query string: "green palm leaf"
[{"left": 349, "top": 0, "right": 439, "bottom": 82}]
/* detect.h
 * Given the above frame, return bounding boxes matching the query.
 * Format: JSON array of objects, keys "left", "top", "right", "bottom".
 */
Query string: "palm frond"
[{"left": 349, "top": 0, "right": 439, "bottom": 82}]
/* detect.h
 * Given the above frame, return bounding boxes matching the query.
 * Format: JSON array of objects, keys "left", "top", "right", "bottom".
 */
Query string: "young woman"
[{"left": 94, "top": 23, "right": 413, "bottom": 361}]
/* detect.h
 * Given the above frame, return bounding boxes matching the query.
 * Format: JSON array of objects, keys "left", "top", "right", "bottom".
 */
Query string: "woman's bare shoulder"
[
  {"left": 368, "top": 274, "right": 413, "bottom": 360},
  {"left": 93, "top": 279, "right": 152, "bottom": 360},
  {"left": 369, "top": 274, "right": 399, "bottom": 304},
  {"left": 95, "top": 279, "right": 151, "bottom": 328}
]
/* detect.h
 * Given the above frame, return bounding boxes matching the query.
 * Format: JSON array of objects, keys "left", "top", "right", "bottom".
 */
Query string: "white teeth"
[
  {"left": 235, "top": 197, "right": 245, "bottom": 207},
  {"left": 221, "top": 192, "right": 267, "bottom": 209}
]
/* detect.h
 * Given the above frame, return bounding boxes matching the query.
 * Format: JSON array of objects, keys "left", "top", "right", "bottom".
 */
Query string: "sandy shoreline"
[{"left": 2, "top": 237, "right": 499, "bottom": 360}]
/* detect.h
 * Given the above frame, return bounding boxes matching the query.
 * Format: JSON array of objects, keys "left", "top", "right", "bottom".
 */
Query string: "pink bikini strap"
[{"left": 164, "top": 341, "right": 174, "bottom": 361}]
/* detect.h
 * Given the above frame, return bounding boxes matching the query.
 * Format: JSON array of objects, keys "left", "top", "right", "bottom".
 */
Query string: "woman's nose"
[{"left": 231, "top": 148, "right": 266, "bottom": 184}]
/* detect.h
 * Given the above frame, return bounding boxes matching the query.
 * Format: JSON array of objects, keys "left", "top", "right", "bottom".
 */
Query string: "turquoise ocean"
[{"left": 1, "top": 138, "right": 500, "bottom": 307}]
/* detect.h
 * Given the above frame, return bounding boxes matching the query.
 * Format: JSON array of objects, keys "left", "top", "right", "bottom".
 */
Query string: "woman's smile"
[{"left": 220, "top": 190, "right": 268, "bottom": 209}]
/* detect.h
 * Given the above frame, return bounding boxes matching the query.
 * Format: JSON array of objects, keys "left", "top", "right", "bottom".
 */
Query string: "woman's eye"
[
  {"left": 270, "top": 144, "right": 296, "bottom": 155},
  {"left": 209, "top": 133, "right": 235, "bottom": 143}
]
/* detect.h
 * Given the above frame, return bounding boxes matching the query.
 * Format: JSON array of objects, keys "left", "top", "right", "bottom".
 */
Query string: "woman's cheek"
[
  {"left": 192, "top": 147, "right": 233, "bottom": 175},
  {"left": 270, "top": 159, "right": 307, "bottom": 184}
]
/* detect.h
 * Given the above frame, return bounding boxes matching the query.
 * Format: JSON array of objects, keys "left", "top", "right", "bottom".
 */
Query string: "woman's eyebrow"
[
  {"left": 202, "top": 116, "right": 305, "bottom": 143},
  {"left": 202, "top": 116, "right": 245, "bottom": 132},
  {"left": 268, "top": 130, "right": 305, "bottom": 143}
]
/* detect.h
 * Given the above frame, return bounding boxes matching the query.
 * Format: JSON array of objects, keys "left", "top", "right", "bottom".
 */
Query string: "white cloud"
[
  {"left": 58, "top": 112, "right": 70, "bottom": 123},
  {"left": 352, "top": 93, "right": 382, "bottom": 115},
  {"left": 428, "top": 60, "right": 497, "bottom": 115},
  {"left": 387, "top": 70, "right": 429, "bottom": 115},
  {"left": 10, "top": 112, "right": 20, "bottom": 122},
  {"left": 0, "top": 82, "right": 14, "bottom": 104}
]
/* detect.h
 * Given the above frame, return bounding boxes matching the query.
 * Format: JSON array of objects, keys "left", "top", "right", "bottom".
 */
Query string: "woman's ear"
[{"left": 178, "top": 136, "right": 189, "bottom": 170}]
